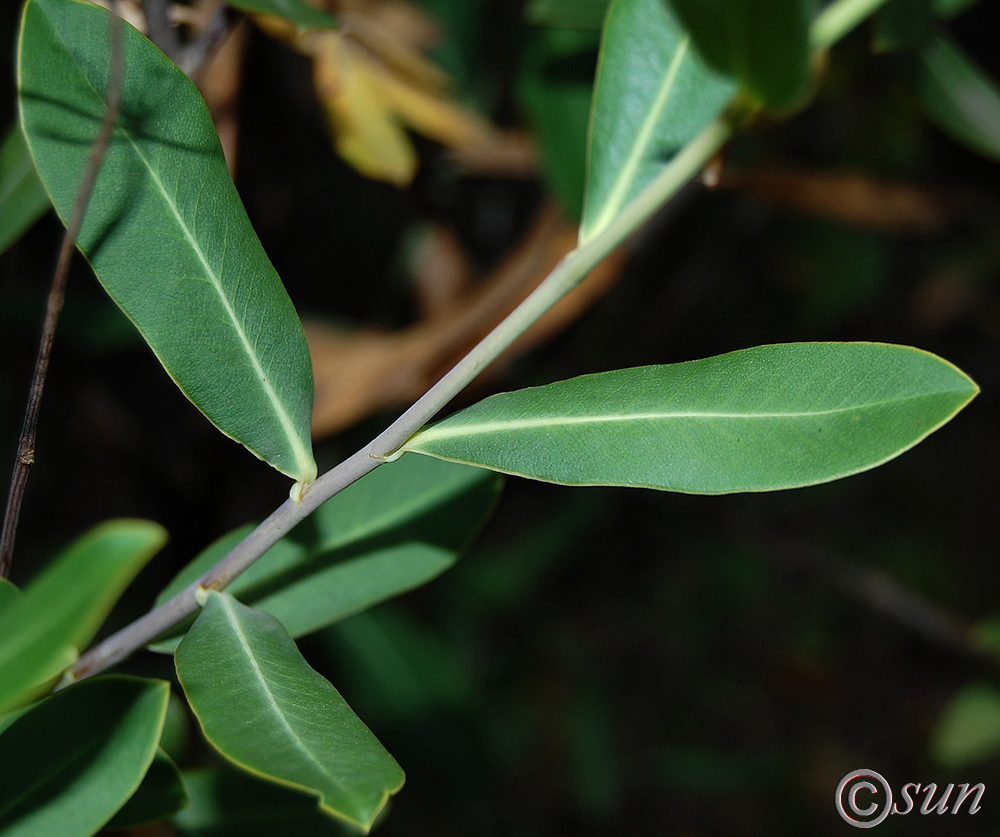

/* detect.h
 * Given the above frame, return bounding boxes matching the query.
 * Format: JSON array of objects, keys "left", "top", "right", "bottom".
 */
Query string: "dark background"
[{"left": 2, "top": 1, "right": 1000, "bottom": 834}]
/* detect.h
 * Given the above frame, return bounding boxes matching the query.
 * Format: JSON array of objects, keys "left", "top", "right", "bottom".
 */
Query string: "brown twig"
[{"left": 0, "top": 2, "right": 125, "bottom": 579}]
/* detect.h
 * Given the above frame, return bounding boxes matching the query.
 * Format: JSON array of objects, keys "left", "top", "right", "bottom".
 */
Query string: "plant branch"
[
  {"left": 0, "top": 3, "right": 124, "bottom": 580},
  {"left": 65, "top": 0, "right": 888, "bottom": 681},
  {"left": 811, "top": 0, "right": 892, "bottom": 51},
  {"left": 65, "top": 115, "right": 736, "bottom": 684}
]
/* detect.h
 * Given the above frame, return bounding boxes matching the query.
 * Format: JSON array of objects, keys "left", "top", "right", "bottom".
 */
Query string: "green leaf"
[
  {"left": 525, "top": 0, "right": 611, "bottom": 29},
  {"left": 151, "top": 455, "right": 500, "bottom": 651},
  {"left": 399, "top": 343, "right": 978, "bottom": 494},
  {"left": 176, "top": 592, "right": 404, "bottom": 832},
  {"left": 580, "top": 0, "right": 736, "bottom": 242},
  {"left": 518, "top": 28, "right": 599, "bottom": 222},
  {"left": 670, "top": 0, "right": 815, "bottom": 111},
  {"left": 0, "top": 675, "right": 169, "bottom": 837},
  {"left": 0, "top": 519, "right": 166, "bottom": 715},
  {"left": 873, "top": 0, "right": 934, "bottom": 52},
  {"left": 18, "top": 0, "right": 316, "bottom": 483},
  {"left": 0, "top": 578, "right": 20, "bottom": 615},
  {"left": 931, "top": 682, "right": 1000, "bottom": 768},
  {"left": 0, "top": 120, "right": 49, "bottom": 254},
  {"left": 932, "top": 0, "right": 981, "bottom": 16},
  {"left": 226, "top": 0, "right": 338, "bottom": 31},
  {"left": 324, "top": 607, "right": 477, "bottom": 722},
  {"left": 105, "top": 748, "right": 189, "bottom": 830},
  {"left": 910, "top": 34, "right": 1000, "bottom": 161},
  {"left": 173, "top": 766, "right": 347, "bottom": 836}
]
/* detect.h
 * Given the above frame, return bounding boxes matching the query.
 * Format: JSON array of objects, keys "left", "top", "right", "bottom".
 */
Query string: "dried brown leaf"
[
  {"left": 307, "top": 203, "right": 625, "bottom": 437},
  {"left": 721, "top": 162, "right": 960, "bottom": 234}
]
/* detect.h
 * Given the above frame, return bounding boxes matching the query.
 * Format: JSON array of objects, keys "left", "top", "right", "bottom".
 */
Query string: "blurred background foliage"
[{"left": 2, "top": 0, "right": 1000, "bottom": 833}]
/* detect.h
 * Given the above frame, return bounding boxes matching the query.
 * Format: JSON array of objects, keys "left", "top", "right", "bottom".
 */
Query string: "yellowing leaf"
[
  {"left": 256, "top": 0, "right": 494, "bottom": 186},
  {"left": 313, "top": 35, "right": 416, "bottom": 185}
]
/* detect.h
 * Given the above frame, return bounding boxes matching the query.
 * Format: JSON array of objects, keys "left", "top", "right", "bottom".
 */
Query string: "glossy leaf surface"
[
  {"left": 176, "top": 592, "right": 405, "bottom": 831},
  {"left": 401, "top": 343, "right": 978, "bottom": 494},
  {"left": 173, "top": 767, "right": 347, "bottom": 836},
  {"left": 581, "top": 0, "right": 735, "bottom": 241},
  {"left": 18, "top": 0, "right": 316, "bottom": 482},
  {"left": 0, "top": 676, "right": 169, "bottom": 837},
  {"left": 226, "top": 0, "right": 337, "bottom": 31},
  {"left": 911, "top": 35, "right": 1000, "bottom": 161},
  {"left": 105, "top": 749, "right": 188, "bottom": 830},
  {"left": 0, "top": 120, "right": 49, "bottom": 254},
  {"left": 0, "top": 519, "right": 166, "bottom": 714},
  {"left": 152, "top": 455, "right": 500, "bottom": 651}
]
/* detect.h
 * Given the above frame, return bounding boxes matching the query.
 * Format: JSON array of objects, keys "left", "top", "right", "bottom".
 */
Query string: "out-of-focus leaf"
[
  {"left": 105, "top": 748, "right": 188, "bottom": 830},
  {"left": 931, "top": 682, "right": 1000, "bottom": 767},
  {"left": 581, "top": 0, "right": 736, "bottom": 241},
  {"left": 19, "top": 0, "right": 317, "bottom": 483},
  {"left": 152, "top": 455, "right": 500, "bottom": 651},
  {"left": 0, "top": 520, "right": 166, "bottom": 715},
  {"left": 307, "top": 204, "right": 624, "bottom": 437},
  {"left": 173, "top": 766, "right": 347, "bottom": 836},
  {"left": 526, "top": 0, "right": 611, "bottom": 29},
  {"left": 0, "top": 675, "right": 169, "bottom": 837},
  {"left": 227, "top": 0, "right": 337, "bottom": 31},
  {"left": 911, "top": 35, "right": 1000, "bottom": 161},
  {"left": 399, "top": 343, "right": 978, "bottom": 494},
  {"left": 0, "top": 120, "right": 49, "bottom": 254},
  {"left": 324, "top": 607, "right": 477, "bottom": 721},
  {"left": 293, "top": 9, "right": 492, "bottom": 186},
  {"left": 176, "top": 592, "right": 405, "bottom": 831},
  {"left": 0, "top": 579, "right": 20, "bottom": 615},
  {"left": 932, "top": 0, "right": 981, "bottom": 16},
  {"left": 518, "top": 28, "right": 598, "bottom": 220},
  {"left": 720, "top": 162, "right": 957, "bottom": 233},
  {"left": 874, "top": 0, "right": 934, "bottom": 52},
  {"left": 668, "top": 0, "right": 815, "bottom": 110}
]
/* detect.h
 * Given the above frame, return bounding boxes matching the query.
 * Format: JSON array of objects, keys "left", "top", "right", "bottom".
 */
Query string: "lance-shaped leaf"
[
  {"left": 0, "top": 120, "right": 49, "bottom": 254},
  {"left": 581, "top": 0, "right": 736, "bottom": 242},
  {"left": 226, "top": 0, "right": 337, "bottom": 31},
  {"left": 910, "top": 34, "right": 1000, "bottom": 161},
  {"left": 18, "top": 0, "right": 316, "bottom": 482},
  {"left": 0, "top": 519, "right": 166, "bottom": 715},
  {"left": 176, "top": 592, "right": 405, "bottom": 831},
  {"left": 0, "top": 675, "right": 169, "bottom": 837},
  {"left": 398, "top": 343, "right": 978, "bottom": 494},
  {"left": 151, "top": 455, "right": 500, "bottom": 651}
]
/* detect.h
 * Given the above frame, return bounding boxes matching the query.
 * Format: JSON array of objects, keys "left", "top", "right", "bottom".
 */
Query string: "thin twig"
[
  {"left": 765, "top": 535, "right": 985, "bottom": 662},
  {"left": 0, "top": 3, "right": 125, "bottom": 579},
  {"left": 64, "top": 0, "right": 895, "bottom": 681}
]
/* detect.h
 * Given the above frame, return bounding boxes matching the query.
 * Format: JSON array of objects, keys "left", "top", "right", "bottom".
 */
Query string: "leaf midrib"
[
  {"left": 410, "top": 391, "right": 962, "bottom": 444},
  {"left": 37, "top": 5, "right": 311, "bottom": 479},
  {"left": 218, "top": 596, "right": 354, "bottom": 807},
  {"left": 584, "top": 33, "right": 691, "bottom": 238}
]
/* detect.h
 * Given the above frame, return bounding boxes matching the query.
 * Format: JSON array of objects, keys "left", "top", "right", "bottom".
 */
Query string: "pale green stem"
[
  {"left": 812, "top": 0, "right": 893, "bottom": 52},
  {"left": 65, "top": 0, "right": 883, "bottom": 684}
]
